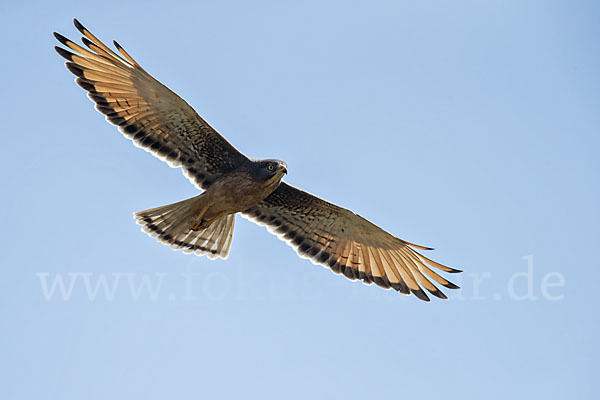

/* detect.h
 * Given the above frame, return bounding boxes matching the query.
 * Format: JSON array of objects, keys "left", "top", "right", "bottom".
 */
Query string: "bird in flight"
[{"left": 54, "top": 19, "right": 461, "bottom": 301}]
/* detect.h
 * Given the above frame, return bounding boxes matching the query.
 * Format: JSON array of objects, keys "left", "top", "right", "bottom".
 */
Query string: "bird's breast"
[{"left": 207, "top": 173, "right": 281, "bottom": 214}]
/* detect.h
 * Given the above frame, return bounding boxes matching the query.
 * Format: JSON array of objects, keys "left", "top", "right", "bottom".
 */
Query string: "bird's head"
[{"left": 253, "top": 159, "right": 287, "bottom": 182}]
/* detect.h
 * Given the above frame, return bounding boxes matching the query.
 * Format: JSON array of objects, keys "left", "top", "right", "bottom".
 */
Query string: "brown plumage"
[{"left": 55, "top": 19, "right": 461, "bottom": 301}]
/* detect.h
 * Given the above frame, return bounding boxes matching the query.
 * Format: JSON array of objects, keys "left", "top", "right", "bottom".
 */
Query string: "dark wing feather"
[
  {"left": 54, "top": 19, "right": 250, "bottom": 189},
  {"left": 243, "top": 183, "right": 461, "bottom": 301}
]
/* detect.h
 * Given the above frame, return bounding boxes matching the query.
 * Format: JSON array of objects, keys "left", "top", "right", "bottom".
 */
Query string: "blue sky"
[{"left": 1, "top": 1, "right": 599, "bottom": 399}]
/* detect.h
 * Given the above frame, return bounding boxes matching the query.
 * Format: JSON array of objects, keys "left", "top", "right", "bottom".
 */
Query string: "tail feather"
[{"left": 134, "top": 196, "right": 235, "bottom": 259}]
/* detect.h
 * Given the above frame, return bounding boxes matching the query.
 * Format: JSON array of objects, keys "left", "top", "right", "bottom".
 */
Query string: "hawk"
[{"left": 54, "top": 19, "right": 461, "bottom": 301}]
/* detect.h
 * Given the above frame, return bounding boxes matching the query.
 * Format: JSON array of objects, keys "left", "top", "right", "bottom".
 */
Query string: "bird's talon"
[{"left": 189, "top": 219, "right": 205, "bottom": 231}]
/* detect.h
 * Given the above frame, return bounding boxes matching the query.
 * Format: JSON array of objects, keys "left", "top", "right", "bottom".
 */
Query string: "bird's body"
[
  {"left": 186, "top": 159, "right": 287, "bottom": 230},
  {"left": 55, "top": 19, "right": 461, "bottom": 301}
]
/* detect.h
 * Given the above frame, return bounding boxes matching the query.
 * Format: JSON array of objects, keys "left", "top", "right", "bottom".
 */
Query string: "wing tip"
[
  {"left": 442, "top": 281, "right": 461, "bottom": 290},
  {"left": 427, "top": 287, "right": 448, "bottom": 300},
  {"left": 53, "top": 31, "right": 70, "bottom": 47},
  {"left": 65, "top": 62, "right": 84, "bottom": 77},
  {"left": 405, "top": 240, "right": 435, "bottom": 251},
  {"left": 411, "top": 288, "right": 431, "bottom": 302},
  {"left": 113, "top": 39, "right": 139, "bottom": 67},
  {"left": 81, "top": 36, "right": 95, "bottom": 49},
  {"left": 75, "top": 77, "right": 95, "bottom": 92},
  {"left": 54, "top": 45, "right": 74, "bottom": 61},
  {"left": 73, "top": 18, "right": 86, "bottom": 34},
  {"left": 390, "top": 281, "right": 411, "bottom": 295},
  {"left": 414, "top": 250, "right": 463, "bottom": 274}
]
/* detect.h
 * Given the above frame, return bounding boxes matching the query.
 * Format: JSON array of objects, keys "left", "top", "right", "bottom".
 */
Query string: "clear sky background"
[{"left": 1, "top": 1, "right": 598, "bottom": 399}]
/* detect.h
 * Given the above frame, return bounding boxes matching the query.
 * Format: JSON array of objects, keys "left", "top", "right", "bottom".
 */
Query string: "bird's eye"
[{"left": 267, "top": 164, "right": 275, "bottom": 171}]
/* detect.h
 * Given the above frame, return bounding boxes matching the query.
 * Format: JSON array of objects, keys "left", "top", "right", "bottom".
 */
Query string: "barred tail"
[{"left": 133, "top": 196, "right": 235, "bottom": 259}]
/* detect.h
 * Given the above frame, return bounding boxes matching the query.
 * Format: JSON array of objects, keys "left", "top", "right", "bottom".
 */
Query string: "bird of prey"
[{"left": 54, "top": 19, "right": 461, "bottom": 301}]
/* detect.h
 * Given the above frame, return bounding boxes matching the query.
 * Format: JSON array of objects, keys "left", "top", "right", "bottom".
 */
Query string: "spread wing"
[
  {"left": 243, "top": 183, "right": 461, "bottom": 301},
  {"left": 54, "top": 19, "right": 249, "bottom": 189}
]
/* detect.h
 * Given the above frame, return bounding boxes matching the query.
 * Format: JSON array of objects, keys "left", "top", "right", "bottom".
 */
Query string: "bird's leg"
[
  {"left": 196, "top": 212, "right": 227, "bottom": 230},
  {"left": 188, "top": 196, "right": 212, "bottom": 231}
]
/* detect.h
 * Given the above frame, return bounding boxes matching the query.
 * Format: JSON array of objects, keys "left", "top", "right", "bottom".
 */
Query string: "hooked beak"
[{"left": 279, "top": 164, "right": 287, "bottom": 175}]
